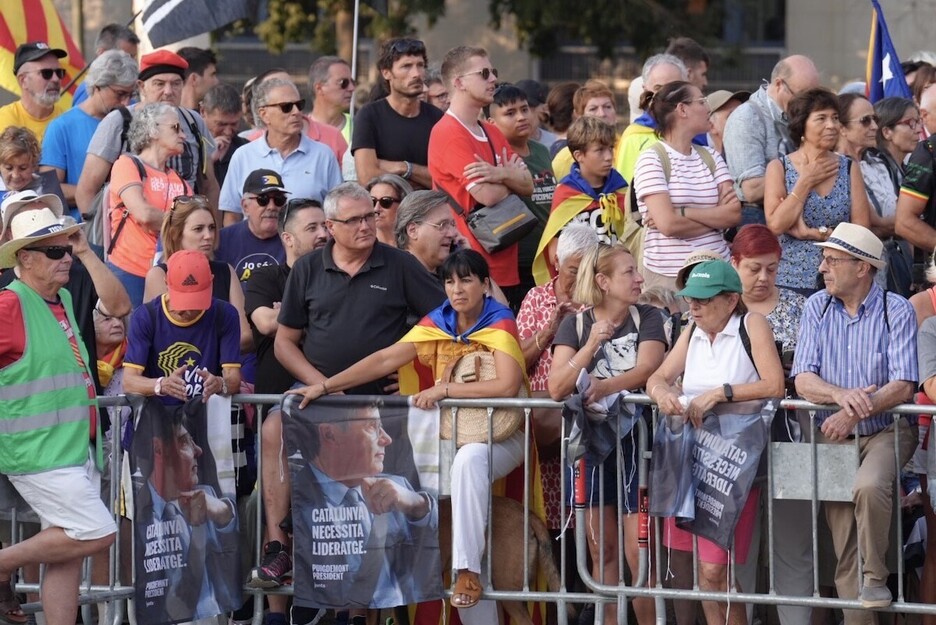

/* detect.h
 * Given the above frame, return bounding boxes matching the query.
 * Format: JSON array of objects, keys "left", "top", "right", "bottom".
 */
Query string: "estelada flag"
[
  {"left": 0, "top": 0, "right": 85, "bottom": 98},
  {"left": 865, "top": 0, "right": 911, "bottom": 103}
]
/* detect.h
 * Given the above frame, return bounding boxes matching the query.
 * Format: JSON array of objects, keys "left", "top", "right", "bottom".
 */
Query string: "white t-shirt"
[{"left": 634, "top": 142, "right": 732, "bottom": 276}]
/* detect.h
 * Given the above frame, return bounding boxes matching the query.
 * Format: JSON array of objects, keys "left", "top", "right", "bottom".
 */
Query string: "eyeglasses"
[
  {"left": 337, "top": 78, "right": 355, "bottom": 90},
  {"left": 389, "top": 39, "right": 427, "bottom": 57},
  {"left": 895, "top": 117, "right": 922, "bottom": 130},
  {"left": 261, "top": 99, "right": 305, "bottom": 114},
  {"left": 161, "top": 122, "right": 182, "bottom": 133},
  {"left": 422, "top": 219, "right": 457, "bottom": 231},
  {"left": 460, "top": 67, "right": 498, "bottom": 81},
  {"left": 372, "top": 196, "right": 400, "bottom": 209},
  {"left": 107, "top": 85, "right": 134, "bottom": 101},
  {"left": 250, "top": 193, "right": 288, "bottom": 208},
  {"left": 848, "top": 114, "right": 879, "bottom": 127},
  {"left": 820, "top": 255, "right": 862, "bottom": 266},
  {"left": 779, "top": 78, "right": 799, "bottom": 96},
  {"left": 93, "top": 305, "right": 123, "bottom": 322},
  {"left": 329, "top": 212, "right": 378, "bottom": 227},
  {"left": 279, "top": 197, "right": 320, "bottom": 228},
  {"left": 683, "top": 295, "right": 716, "bottom": 306},
  {"left": 27, "top": 68, "right": 65, "bottom": 81},
  {"left": 23, "top": 244, "right": 72, "bottom": 260},
  {"left": 682, "top": 96, "right": 709, "bottom": 107}
]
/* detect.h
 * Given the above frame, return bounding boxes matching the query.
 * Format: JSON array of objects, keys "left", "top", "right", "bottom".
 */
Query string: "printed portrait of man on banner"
[
  {"left": 130, "top": 397, "right": 241, "bottom": 625},
  {"left": 283, "top": 397, "right": 443, "bottom": 609}
]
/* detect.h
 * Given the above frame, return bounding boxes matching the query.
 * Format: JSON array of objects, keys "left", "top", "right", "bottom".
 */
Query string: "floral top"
[
  {"left": 764, "top": 288, "right": 806, "bottom": 352},
  {"left": 776, "top": 154, "right": 851, "bottom": 290},
  {"left": 516, "top": 278, "right": 584, "bottom": 392}
]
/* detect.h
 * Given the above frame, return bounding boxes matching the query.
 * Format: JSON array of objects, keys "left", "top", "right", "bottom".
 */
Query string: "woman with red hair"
[{"left": 730, "top": 223, "right": 813, "bottom": 625}]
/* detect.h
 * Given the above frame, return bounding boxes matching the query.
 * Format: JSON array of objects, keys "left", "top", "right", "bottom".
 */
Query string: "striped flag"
[
  {"left": 0, "top": 0, "right": 85, "bottom": 97},
  {"left": 142, "top": 0, "right": 255, "bottom": 49},
  {"left": 865, "top": 0, "right": 912, "bottom": 102}
]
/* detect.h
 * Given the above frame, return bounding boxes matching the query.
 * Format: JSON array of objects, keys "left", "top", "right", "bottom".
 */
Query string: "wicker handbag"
[{"left": 439, "top": 351, "right": 527, "bottom": 448}]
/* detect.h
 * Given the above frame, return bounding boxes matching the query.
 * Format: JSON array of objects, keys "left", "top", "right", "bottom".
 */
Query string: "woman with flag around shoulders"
[{"left": 289, "top": 248, "right": 527, "bottom": 611}]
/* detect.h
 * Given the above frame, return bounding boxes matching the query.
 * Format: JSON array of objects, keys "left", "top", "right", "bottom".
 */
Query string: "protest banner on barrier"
[{"left": 282, "top": 395, "right": 444, "bottom": 610}]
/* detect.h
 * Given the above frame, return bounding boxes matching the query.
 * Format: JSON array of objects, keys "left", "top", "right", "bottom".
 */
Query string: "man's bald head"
[
  {"left": 920, "top": 83, "right": 936, "bottom": 135},
  {"left": 770, "top": 54, "right": 821, "bottom": 112}
]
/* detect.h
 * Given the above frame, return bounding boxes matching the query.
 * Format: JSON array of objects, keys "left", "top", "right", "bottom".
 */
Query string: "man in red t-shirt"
[{"left": 427, "top": 46, "right": 533, "bottom": 305}]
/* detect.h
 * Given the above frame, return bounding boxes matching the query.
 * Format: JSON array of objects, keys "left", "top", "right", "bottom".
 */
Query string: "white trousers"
[{"left": 451, "top": 431, "right": 525, "bottom": 572}]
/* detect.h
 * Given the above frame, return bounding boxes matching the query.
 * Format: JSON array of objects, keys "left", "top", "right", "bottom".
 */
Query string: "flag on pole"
[
  {"left": 142, "top": 0, "right": 256, "bottom": 49},
  {"left": 0, "top": 0, "right": 85, "bottom": 97},
  {"left": 865, "top": 0, "right": 912, "bottom": 102}
]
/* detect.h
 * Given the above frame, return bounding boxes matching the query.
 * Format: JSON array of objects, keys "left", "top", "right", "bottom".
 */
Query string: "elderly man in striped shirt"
[{"left": 791, "top": 222, "right": 918, "bottom": 622}]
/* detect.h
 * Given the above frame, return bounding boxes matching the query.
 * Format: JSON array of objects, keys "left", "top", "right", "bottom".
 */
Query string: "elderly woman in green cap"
[{"left": 647, "top": 259, "right": 784, "bottom": 625}]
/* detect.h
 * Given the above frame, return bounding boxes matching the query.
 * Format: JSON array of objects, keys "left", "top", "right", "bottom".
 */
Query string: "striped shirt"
[
  {"left": 634, "top": 142, "right": 731, "bottom": 276},
  {"left": 791, "top": 284, "right": 918, "bottom": 435}
]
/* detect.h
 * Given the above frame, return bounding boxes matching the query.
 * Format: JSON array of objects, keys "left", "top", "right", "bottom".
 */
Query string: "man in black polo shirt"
[
  {"left": 242, "top": 199, "right": 329, "bottom": 611},
  {"left": 351, "top": 38, "right": 443, "bottom": 190}
]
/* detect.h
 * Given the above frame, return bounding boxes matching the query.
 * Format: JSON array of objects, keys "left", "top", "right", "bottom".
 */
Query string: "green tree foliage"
[{"left": 488, "top": 0, "right": 723, "bottom": 59}]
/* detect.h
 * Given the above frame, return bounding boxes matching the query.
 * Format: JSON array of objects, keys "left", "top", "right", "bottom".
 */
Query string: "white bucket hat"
[
  {"left": 815, "top": 222, "right": 885, "bottom": 270},
  {"left": 0, "top": 207, "right": 79, "bottom": 269},
  {"left": 1, "top": 190, "right": 65, "bottom": 240}
]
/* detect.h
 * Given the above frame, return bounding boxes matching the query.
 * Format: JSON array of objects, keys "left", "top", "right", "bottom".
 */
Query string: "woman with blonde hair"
[{"left": 548, "top": 243, "right": 667, "bottom": 625}]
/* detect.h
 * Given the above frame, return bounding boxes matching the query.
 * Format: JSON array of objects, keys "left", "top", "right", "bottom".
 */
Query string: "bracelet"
[
  {"left": 154, "top": 376, "right": 164, "bottom": 397},
  {"left": 568, "top": 357, "right": 583, "bottom": 371},
  {"left": 444, "top": 383, "right": 450, "bottom": 398},
  {"left": 402, "top": 160, "right": 413, "bottom": 179},
  {"left": 534, "top": 333, "right": 543, "bottom": 351},
  {"left": 650, "top": 383, "right": 663, "bottom": 398},
  {"left": 220, "top": 377, "right": 229, "bottom": 395},
  {"left": 321, "top": 379, "right": 329, "bottom": 394},
  {"left": 789, "top": 190, "right": 804, "bottom": 203},
  {"left": 679, "top": 206, "right": 686, "bottom": 218}
]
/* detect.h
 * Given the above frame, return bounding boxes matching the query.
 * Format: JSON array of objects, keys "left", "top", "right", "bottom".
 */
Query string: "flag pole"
[
  {"left": 61, "top": 9, "right": 142, "bottom": 95},
  {"left": 350, "top": 0, "right": 361, "bottom": 118}
]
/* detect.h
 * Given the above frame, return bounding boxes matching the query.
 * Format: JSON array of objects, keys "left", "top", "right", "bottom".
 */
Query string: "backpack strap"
[
  {"left": 692, "top": 144, "right": 717, "bottom": 177},
  {"left": 178, "top": 107, "right": 207, "bottom": 191},
  {"left": 688, "top": 314, "right": 756, "bottom": 373},
  {"left": 107, "top": 155, "right": 148, "bottom": 256}
]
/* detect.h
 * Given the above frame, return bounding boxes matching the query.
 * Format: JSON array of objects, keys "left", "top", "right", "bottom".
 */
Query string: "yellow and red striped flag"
[{"left": 0, "top": 0, "right": 85, "bottom": 98}]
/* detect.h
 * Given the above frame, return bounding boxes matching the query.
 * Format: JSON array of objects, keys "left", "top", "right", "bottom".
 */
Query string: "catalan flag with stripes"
[{"left": 0, "top": 0, "right": 85, "bottom": 98}]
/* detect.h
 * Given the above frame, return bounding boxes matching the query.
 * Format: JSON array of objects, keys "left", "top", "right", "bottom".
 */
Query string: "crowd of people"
[{"left": 2, "top": 24, "right": 936, "bottom": 625}]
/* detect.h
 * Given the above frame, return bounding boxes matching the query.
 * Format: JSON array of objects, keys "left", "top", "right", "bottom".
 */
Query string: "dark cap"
[
  {"left": 13, "top": 42, "right": 67, "bottom": 75},
  {"left": 515, "top": 79, "right": 549, "bottom": 107},
  {"left": 138, "top": 49, "right": 188, "bottom": 82},
  {"left": 242, "top": 169, "right": 288, "bottom": 195}
]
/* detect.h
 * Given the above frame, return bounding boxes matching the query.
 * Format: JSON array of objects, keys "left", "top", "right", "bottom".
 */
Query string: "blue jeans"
[
  {"left": 105, "top": 261, "right": 145, "bottom": 309},
  {"left": 741, "top": 204, "right": 766, "bottom": 226}
]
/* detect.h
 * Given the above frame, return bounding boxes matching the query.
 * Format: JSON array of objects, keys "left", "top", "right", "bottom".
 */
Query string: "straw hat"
[
  {"left": 815, "top": 223, "right": 885, "bottom": 270},
  {"left": 0, "top": 208, "right": 79, "bottom": 269}
]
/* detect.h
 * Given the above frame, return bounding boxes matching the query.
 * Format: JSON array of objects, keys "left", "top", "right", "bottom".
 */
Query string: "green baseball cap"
[{"left": 675, "top": 260, "right": 742, "bottom": 299}]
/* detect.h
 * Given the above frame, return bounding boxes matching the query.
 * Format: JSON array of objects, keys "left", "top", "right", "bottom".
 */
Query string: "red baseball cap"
[{"left": 166, "top": 250, "right": 213, "bottom": 311}]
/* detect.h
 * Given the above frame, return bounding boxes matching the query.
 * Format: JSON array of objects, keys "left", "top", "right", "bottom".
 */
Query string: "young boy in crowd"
[
  {"left": 532, "top": 116, "right": 634, "bottom": 284},
  {"left": 484, "top": 83, "right": 558, "bottom": 297}
]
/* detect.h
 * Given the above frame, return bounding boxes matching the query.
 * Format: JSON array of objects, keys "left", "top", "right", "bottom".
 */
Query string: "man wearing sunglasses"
[
  {"left": 352, "top": 38, "right": 443, "bottom": 190},
  {"left": 218, "top": 78, "right": 341, "bottom": 227},
  {"left": 217, "top": 169, "right": 288, "bottom": 285},
  {"left": 309, "top": 56, "right": 355, "bottom": 144},
  {"left": 0, "top": 206, "right": 118, "bottom": 625},
  {"left": 0, "top": 42, "right": 69, "bottom": 143}
]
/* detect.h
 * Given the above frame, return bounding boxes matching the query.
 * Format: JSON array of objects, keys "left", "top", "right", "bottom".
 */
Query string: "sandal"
[
  {"left": 451, "top": 570, "right": 481, "bottom": 609},
  {"left": 0, "top": 580, "right": 26, "bottom": 625}
]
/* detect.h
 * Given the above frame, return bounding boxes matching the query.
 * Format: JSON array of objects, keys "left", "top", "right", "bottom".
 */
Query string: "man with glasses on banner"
[
  {"left": 0, "top": 42, "right": 69, "bottom": 143},
  {"left": 895, "top": 83, "right": 936, "bottom": 251},
  {"left": 219, "top": 78, "right": 341, "bottom": 226},
  {"left": 0, "top": 207, "right": 117, "bottom": 625},
  {"left": 352, "top": 38, "right": 443, "bottom": 189},
  {"left": 723, "top": 54, "right": 820, "bottom": 226}
]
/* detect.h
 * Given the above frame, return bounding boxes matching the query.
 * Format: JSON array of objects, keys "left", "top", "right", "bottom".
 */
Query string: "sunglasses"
[
  {"left": 337, "top": 78, "right": 355, "bottom": 90},
  {"left": 389, "top": 39, "right": 427, "bottom": 57},
  {"left": 460, "top": 67, "right": 499, "bottom": 81},
  {"left": 251, "top": 193, "right": 288, "bottom": 208},
  {"left": 262, "top": 99, "right": 305, "bottom": 114},
  {"left": 849, "top": 114, "right": 879, "bottom": 127},
  {"left": 372, "top": 196, "right": 400, "bottom": 209},
  {"left": 94, "top": 305, "right": 123, "bottom": 322},
  {"left": 330, "top": 212, "right": 378, "bottom": 227},
  {"left": 29, "top": 68, "right": 66, "bottom": 80},
  {"left": 279, "top": 198, "right": 321, "bottom": 228},
  {"left": 169, "top": 194, "right": 209, "bottom": 222},
  {"left": 24, "top": 244, "right": 73, "bottom": 260},
  {"left": 895, "top": 117, "right": 922, "bottom": 130},
  {"left": 683, "top": 295, "right": 716, "bottom": 306}
]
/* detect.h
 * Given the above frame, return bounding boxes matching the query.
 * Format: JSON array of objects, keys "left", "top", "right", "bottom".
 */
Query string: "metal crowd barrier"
[{"left": 5, "top": 394, "right": 934, "bottom": 625}]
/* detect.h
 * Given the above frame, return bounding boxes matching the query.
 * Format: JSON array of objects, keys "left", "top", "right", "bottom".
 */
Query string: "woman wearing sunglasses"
[
  {"left": 106, "top": 103, "right": 190, "bottom": 307},
  {"left": 837, "top": 93, "right": 915, "bottom": 294},
  {"left": 764, "top": 88, "right": 871, "bottom": 297},
  {"left": 366, "top": 174, "right": 413, "bottom": 247},
  {"left": 142, "top": 195, "right": 251, "bottom": 349}
]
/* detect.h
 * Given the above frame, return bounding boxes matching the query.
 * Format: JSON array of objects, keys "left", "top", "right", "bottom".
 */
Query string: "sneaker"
[
  {"left": 859, "top": 584, "right": 892, "bottom": 608},
  {"left": 246, "top": 541, "right": 292, "bottom": 588}
]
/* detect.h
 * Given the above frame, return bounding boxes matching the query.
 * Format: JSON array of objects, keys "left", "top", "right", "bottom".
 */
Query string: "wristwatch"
[
  {"left": 154, "top": 376, "right": 164, "bottom": 396},
  {"left": 723, "top": 383, "right": 734, "bottom": 402}
]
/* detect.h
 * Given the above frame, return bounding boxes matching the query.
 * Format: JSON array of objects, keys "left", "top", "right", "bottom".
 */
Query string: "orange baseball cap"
[{"left": 166, "top": 250, "right": 213, "bottom": 311}]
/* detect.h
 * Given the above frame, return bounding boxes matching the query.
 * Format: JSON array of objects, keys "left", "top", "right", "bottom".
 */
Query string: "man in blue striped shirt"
[{"left": 792, "top": 223, "right": 919, "bottom": 619}]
